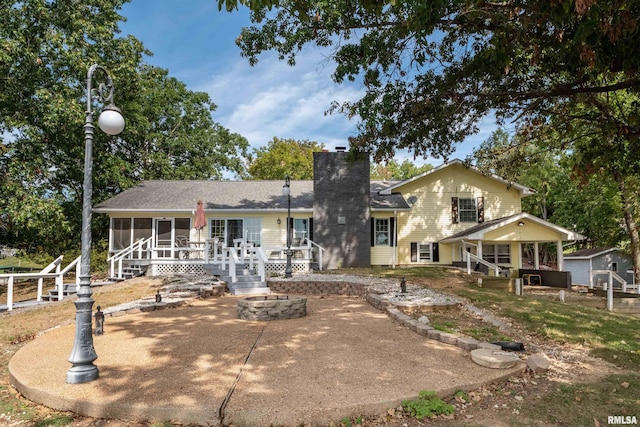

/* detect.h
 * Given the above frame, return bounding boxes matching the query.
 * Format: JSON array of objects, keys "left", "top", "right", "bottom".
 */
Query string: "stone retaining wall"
[
  {"left": 269, "top": 280, "right": 366, "bottom": 297},
  {"left": 237, "top": 296, "right": 307, "bottom": 321}
]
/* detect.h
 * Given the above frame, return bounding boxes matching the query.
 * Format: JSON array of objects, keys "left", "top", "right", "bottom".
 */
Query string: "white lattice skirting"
[
  {"left": 150, "top": 264, "right": 207, "bottom": 276},
  {"left": 148, "top": 261, "right": 311, "bottom": 276}
]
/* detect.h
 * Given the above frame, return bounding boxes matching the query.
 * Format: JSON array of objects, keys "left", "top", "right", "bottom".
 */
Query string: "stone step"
[{"left": 228, "top": 286, "right": 270, "bottom": 296}]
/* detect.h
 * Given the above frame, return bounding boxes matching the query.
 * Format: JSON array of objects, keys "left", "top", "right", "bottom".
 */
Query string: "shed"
[{"left": 564, "top": 248, "right": 634, "bottom": 286}]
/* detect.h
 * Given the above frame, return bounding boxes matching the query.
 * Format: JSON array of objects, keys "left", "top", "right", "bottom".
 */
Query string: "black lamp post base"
[{"left": 66, "top": 364, "right": 99, "bottom": 384}]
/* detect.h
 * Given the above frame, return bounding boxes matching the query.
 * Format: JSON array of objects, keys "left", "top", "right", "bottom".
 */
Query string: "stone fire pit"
[{"left": 237, "top": 295, "right": 307, "bottom": 321}]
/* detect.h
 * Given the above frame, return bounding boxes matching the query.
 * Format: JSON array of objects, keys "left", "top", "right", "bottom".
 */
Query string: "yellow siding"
[
  {"left": 371, "top": 246, "right": 396, "bottom": 265},
  {"left": 484, "top": 222, "right": 563, "bottom": 242},
  {"left": 393, "top": 164, "right": 523, "bottom": 265}
]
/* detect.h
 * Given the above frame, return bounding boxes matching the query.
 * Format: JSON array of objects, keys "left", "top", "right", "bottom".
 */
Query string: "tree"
[
  {"left": 219, "top": 0, "right": 640, "bottom": 162},
  {"left": 474, "top": 129, "right": 625, "bottom": 244},
  {"left": 370, "top": 159, "right": 432, "bottom": 180},
  {"left": 247, "top": 137, "right": 325, "bottom": 180},
  {"left": 0, "top": 0, "right": 249, "bottom": 256}
]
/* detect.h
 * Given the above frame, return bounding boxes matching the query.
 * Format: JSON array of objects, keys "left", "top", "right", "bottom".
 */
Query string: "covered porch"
[{"left": 440, "top": 213, "right": 585, "bottom": 280}]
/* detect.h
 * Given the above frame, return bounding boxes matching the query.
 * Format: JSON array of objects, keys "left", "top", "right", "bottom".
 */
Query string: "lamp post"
[
  {"left": 67, "top": 64, "right": 125, "bottom": 384},
  {"left": 282, "top": 175, "right": 293, "bottom": 278}
]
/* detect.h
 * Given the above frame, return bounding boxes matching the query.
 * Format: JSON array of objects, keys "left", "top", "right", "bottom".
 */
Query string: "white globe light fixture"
[{"left": 98, "top": 105, "right": 125, "bottom": 135}]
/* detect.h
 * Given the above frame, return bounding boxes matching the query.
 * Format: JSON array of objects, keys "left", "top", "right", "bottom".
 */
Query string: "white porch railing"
[
  {"left": 589, "top": 269, "right": 637, "bottom": 293},
  {"left": 202, "top": 239, "right": 267, "bottom": 283},
  {"left": 464, "top": 251, "right": 501, "bottom": 276},
  {"left": 108, "top": 237, "right": 153, "bottom": 279},
  {"left": 0, "top": 255, "right": 81, "bottom": 311}
]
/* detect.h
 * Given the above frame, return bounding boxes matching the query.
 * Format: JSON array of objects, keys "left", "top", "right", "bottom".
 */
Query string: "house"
[
  {"left": 94, "top": 150, "right": 584, "bottom": 283},
  {"left": 564, "top": 248, "right": 635, "bottom": 286}
]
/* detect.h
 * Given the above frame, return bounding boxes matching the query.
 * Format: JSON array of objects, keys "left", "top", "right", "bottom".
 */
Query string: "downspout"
[{"left": 392, "top": 210, "right": 397, "bottom": 268}]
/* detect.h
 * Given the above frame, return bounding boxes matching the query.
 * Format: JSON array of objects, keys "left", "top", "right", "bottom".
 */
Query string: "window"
[
  {"left": 611, "top": 262, "right": 618, "bottom": 272},
  {"left": 175, "top": 218, "right": 191, "bottom": 242},
  {"left": 111, "top": 218, "right": 131, "bottom": 250},
  {"left": 209, "top": 218, "right": 262, "bottom": 247},
  {"left": 375, "top": 218, "right": 390, "bottom": 246},
  {"left": 411, "top": 242, "right": 439, "bottom": 262},
  {"left": 244, "top": 218, "right": 262, "bottom": 246},
  {"left": 458, "top": 198, "right": 477, "bottom": 222},
  {"left": 419, "top": 243, "right": 431, "bottom": 261},
  {"left": 133, "top": 218, "right": 152, "bottom": 242},
  {"left": 482, "top": 244, "right": 511, "bottom": 264},
  {"left": 210, "top": 219, "right": 225, "bottom": 244},
  {"left": 452, "top": 197, "right": 484, "bottom": 224}
]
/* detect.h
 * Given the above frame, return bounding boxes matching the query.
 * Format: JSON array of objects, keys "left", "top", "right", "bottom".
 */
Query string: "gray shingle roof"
[
  {"left": 564, "top": 248, "right": 618, "bottom": 258},
  {"left": 94, "top": 180, "right": 410, "bottom": 212}
]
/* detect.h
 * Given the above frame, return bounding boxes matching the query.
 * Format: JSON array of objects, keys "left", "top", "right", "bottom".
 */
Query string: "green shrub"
[{"left": 402, "top": 390, "right": 455, "bottom": 420}]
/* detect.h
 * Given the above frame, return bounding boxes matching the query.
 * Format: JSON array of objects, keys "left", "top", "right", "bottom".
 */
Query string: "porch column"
[
  {"left": 517, "top": 243, "right": 523, "bottom": 269},
  {"left": 534, "top": 242, "right": 540, "bottom": 269},
  {"left": 556, "top": 240, "right": 564, "bottom": 271},
  {"left": 477, "top": 240, "right": 483, "bottom": 260}
]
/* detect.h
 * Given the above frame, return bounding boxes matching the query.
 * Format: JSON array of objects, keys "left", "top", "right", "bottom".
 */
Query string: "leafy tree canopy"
[
  {"left": 0, "top": 0, "right": 249, "bottom": 255},
  {"left": 247, "top": 137, "right": 325, "bottom": 180},
  {"left": 370, "top": 159, "right": 432, "bottom": 180},
  {"left": 218, "top": 0, "right": 640, "bottom": 164},
  {"left": 472, "top": 129, "right": 625, "bottom": 249}
]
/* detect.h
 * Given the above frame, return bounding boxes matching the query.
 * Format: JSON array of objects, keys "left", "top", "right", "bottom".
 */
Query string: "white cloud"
[{"left": 198, "top": 51, "right": 364, "bottom": 151}]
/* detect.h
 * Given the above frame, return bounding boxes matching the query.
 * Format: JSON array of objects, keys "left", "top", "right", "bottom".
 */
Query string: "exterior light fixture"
[
  {"left": 277, "top": 218, "right": 281, "bottom": 225},
  {"left": 282, "top": 176, "right": 292, "bottom": 278},
  {"left": 67, "top": 64, "right": 125, "bottom": 384},
  {"left": 518, "top": 221, "right": 525, "bottom": 227}
]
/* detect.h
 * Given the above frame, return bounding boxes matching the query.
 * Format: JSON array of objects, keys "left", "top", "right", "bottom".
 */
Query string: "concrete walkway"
[{"left": 9, "top": 295, "right": 524, "bottom": 426}]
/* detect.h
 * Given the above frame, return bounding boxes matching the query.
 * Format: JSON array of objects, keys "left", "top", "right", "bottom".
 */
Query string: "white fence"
[
  {"left": 590, "top": 269, "right": 640, "bottom": 311},
  {"left": 0, "top": 256, "right": 81, "bottom": 311}
]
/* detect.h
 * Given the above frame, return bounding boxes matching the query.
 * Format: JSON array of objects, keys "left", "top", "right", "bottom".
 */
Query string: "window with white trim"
[
  {"left": 482, "top": 244, "right": 511, "bottom": 264},
  {"left": 419, "top": 243, "right": 432, "bottom": 261},
  {"left": 411, "top": 242, "right": 439, "bottom": 262},
  {"left": 209, "top": 219, "right": 225, "bottom": 244},
  {"left": 375, "top": 218, "right": 390, "bottom": 246},
  {"left": 244, "top": 218, "right": 262, "bottom": 246},
  {"left": 458, "top": 198, "right": 478, "bottom": 222}
]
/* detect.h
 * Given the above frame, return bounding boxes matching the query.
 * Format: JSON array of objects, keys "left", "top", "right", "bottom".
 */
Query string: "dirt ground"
[{"left": 0, "top": 274, "right": 627, "bottom": 426}]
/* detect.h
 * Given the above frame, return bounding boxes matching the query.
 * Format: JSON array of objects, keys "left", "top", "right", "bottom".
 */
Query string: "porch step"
[
  {"left": 227, "top": 282, "right": 270, "bottom": 296},
  {"left": 41, "top": 284, "right": 77, "bottom": 301}
]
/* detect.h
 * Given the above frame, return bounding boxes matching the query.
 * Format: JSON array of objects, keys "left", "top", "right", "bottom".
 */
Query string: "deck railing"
[
  {"left": 108, "top": 237, "right": 153, "bottom": 279},
  {"left": 463, "top": 251, "right": 501, "bottom": 277},
  {"left": 0, "top": 256, "right": 81, "bottom": 311},
  {"left": 589, "top": 269, "right": 635, "bottom": 293}
]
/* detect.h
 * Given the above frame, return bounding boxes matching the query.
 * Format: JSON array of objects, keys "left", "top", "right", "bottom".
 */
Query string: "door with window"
[
  {"left": 155, "top": 219, "right": 173, "bottom": 258},
  {"left": 293, "top": 219, "right": 309, "bottom": 244}
]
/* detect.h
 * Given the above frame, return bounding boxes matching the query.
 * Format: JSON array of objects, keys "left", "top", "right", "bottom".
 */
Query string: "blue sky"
[{"left": 118, "top": 0, "right": 497, "bottom": 165}]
